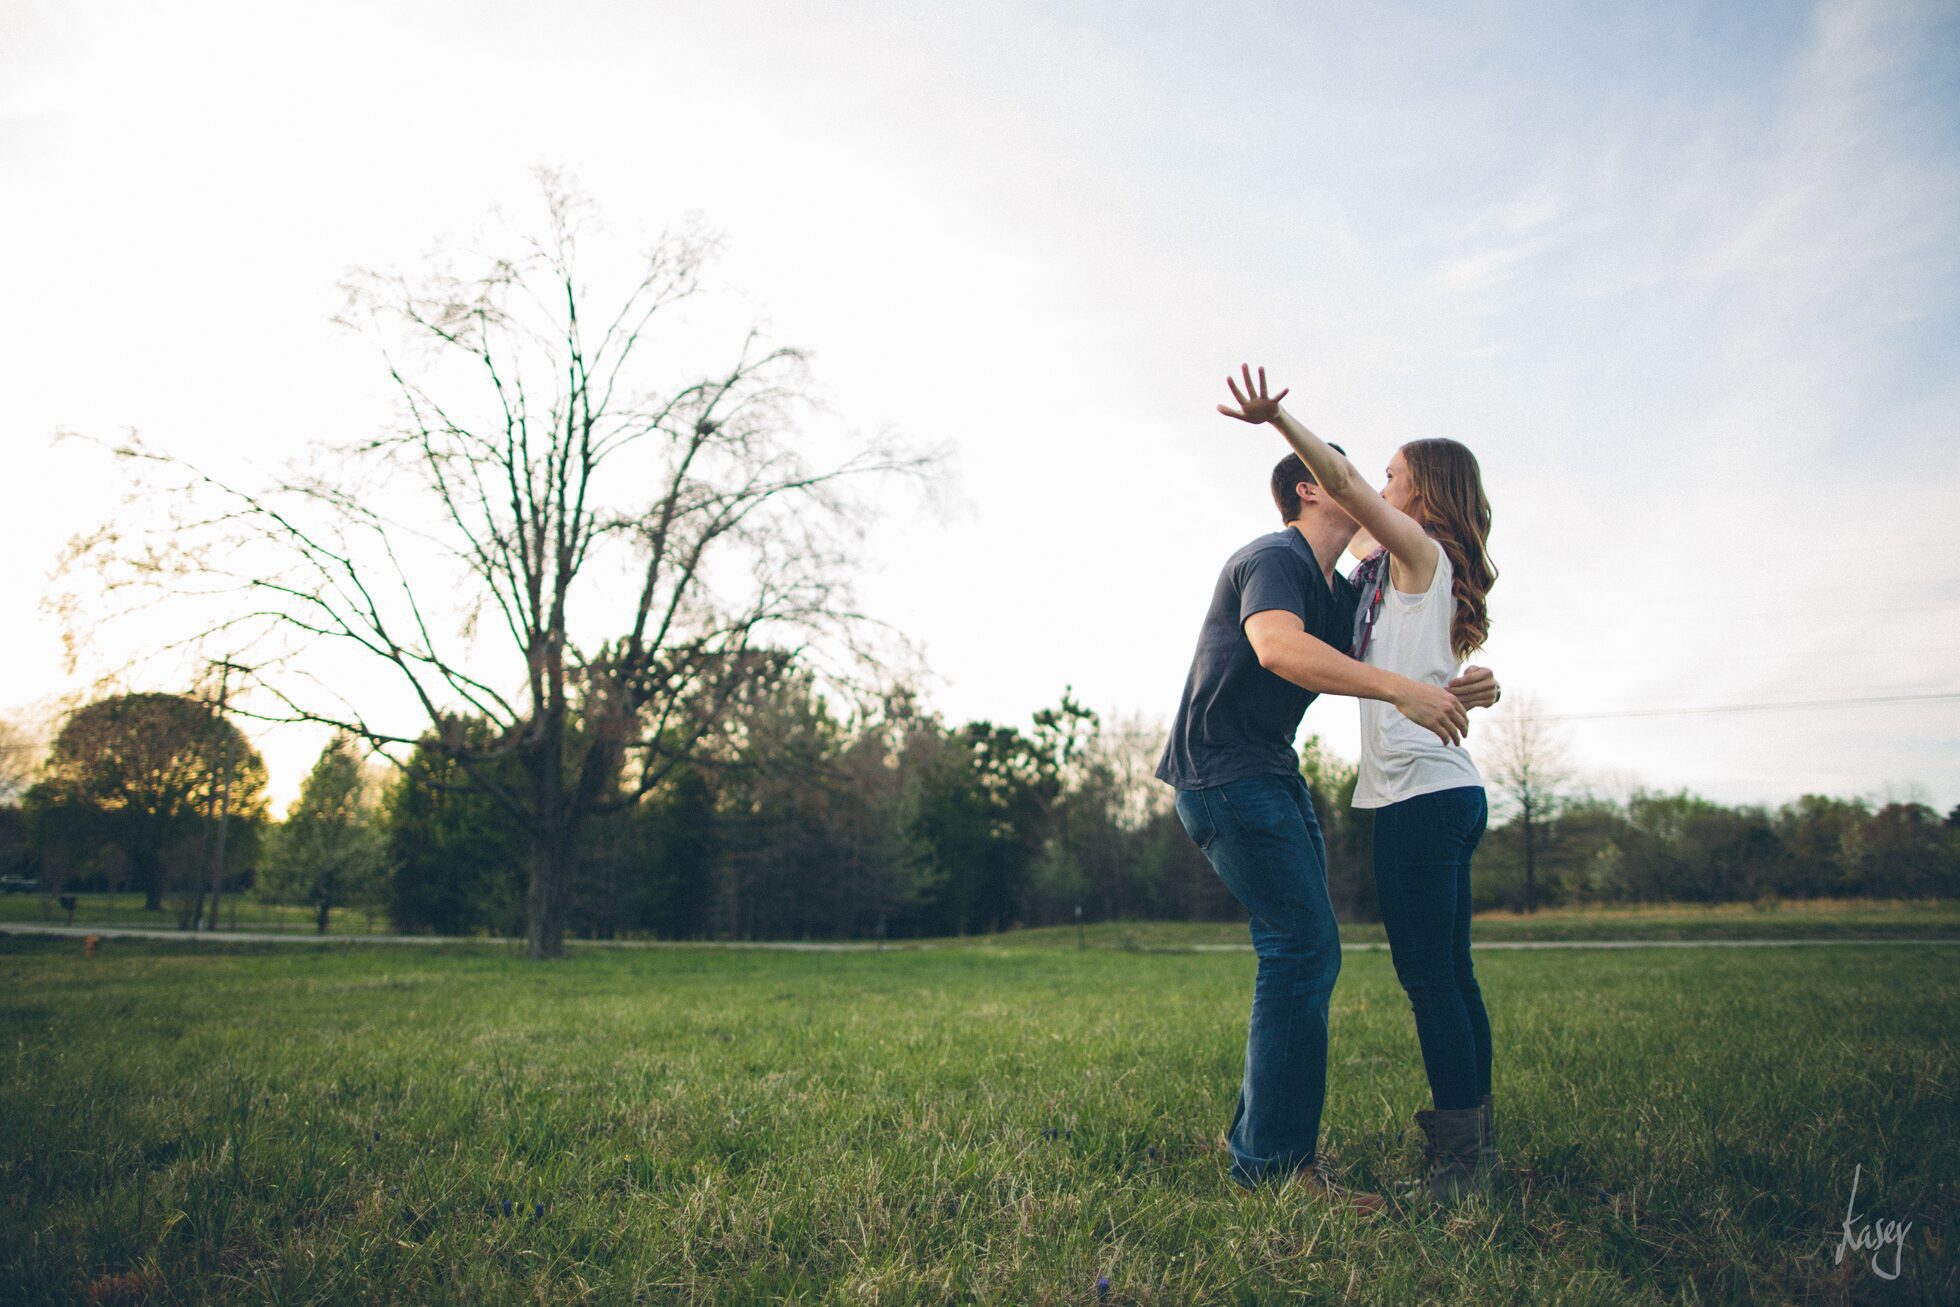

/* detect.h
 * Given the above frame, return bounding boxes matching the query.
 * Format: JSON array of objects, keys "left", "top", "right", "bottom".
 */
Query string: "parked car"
[{"left": 0, "top": 875, "right": 41, "bottom": 894}]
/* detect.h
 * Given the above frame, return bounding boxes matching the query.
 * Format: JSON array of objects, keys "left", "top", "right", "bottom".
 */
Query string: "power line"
[
  {"left": 1502, "top": 601, "right": 1960, "bottom": 629},
  {"left": 1514, "top": 689, "right": 1960, "bottom": 723}
]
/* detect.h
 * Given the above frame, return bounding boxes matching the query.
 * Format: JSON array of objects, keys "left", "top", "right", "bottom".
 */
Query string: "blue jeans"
[
  {"left": 1175, "top": 773, "right": 1343, "bottom": 1187},
  {"left": 1372, "top": 785, "right": 1491, "bottom": 1111}
]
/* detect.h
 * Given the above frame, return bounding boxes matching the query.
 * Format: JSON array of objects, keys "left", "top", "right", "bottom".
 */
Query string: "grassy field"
[
  {"left": 989, "top": 899, "right": 1960, "bottom": 950},
  {"left": 2, "top": 934, "right": 1952, "bottom": 1304},
  {"left": 6, "top": 894, "right": 1956, "bottom": 947}
]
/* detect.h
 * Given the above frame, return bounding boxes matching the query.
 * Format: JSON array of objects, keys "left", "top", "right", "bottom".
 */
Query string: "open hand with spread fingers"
[{"left": 1217, "top": 364, "right": 1289, "bottom": 425}]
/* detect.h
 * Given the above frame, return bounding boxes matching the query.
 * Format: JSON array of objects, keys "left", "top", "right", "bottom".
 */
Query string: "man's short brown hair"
[{"left": 1270, "top": 445, "right": 1344, "bottom": 523}]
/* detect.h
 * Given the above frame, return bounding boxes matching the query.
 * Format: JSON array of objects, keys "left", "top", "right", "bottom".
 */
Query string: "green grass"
[
  {"left": 984, "top": 898, "right": 1960, "bottom": 950},
  {"left": 2, "top": 936, "right": 1952, "bottom": 1303}
]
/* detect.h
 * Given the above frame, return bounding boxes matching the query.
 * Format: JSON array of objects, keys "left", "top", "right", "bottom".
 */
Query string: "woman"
[{"left": 1219, "top": 364, "right": 1501, "bottom": 1203}]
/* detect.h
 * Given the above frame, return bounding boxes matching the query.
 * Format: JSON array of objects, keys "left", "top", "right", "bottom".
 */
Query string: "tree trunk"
[
  {"left": 139, "top": 852, "right": 164, "bottom": 912},
  {"left": 597, "top": 850, "right": 618, "bottom": 942},
  {"left": 522, "top": 709, "right": 574, "bottom": 958},
  {"left": 315, "top": 901, "right": 331, "bottom": 935},
  {"left": 527, "top": 836, "right": 573, "bottom": 959},
  {"left": 1522, "top": 800, "right": 1538, "bottom": 914}
]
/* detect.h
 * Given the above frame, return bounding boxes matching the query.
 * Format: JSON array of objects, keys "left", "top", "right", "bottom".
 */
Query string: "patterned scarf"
[{"left": 1349, "top": 547, "right": 1390, "bottom": 661}]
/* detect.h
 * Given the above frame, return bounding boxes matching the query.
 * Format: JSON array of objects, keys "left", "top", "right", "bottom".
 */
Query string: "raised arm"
[
  {"left": 1219, "top": 364, "right": 1439, "bottom": 594},
  {"left": 1243, "top": 610, "right": 1468, "bottom": 745}
]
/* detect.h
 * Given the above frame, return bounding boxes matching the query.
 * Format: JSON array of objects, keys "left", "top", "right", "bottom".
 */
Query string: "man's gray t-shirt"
[{"left": 1155, "top": 529, "right": 1359, "bottom": 790}]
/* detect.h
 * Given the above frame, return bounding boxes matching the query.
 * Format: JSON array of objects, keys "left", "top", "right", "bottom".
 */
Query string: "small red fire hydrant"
[{"left": 84, "top": 934, "right": 100, "bottom": 959}]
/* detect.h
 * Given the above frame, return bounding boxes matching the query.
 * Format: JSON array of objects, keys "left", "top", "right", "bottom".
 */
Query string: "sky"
[{"left": 3, "top": 0, "right": 1958, "bottom": 814}]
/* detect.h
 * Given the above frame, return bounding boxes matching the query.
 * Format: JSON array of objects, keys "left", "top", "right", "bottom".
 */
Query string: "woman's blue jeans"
[
  {"left": 1175, "top": 773, "right": 1343, "bottom": 1187},
  {"left": 1371, "top": 785, "right": 1491, "bottom": 1111}
]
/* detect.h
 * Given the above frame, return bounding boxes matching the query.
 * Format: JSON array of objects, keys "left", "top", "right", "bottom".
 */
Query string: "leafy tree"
[
  {"left": 1140, "top": 804, "right": 1241, "bottom": 921},
  {"left": 1551, "top": 795, "right": 1639, "bottom": 904},
  {"left": 1616, "top": 791, "right": 1779, "bottom": 902},
  {"left": 0, "top": 806, "right": 34, "bottom": 884},
  {"left": 262, "top": 735, "right": 387, "bottom": 933},
  {"left": 634, "top": 765, "right": 719, "bottom": 939},
  {"left": 1862, "top": 802, "right": 1955, "bottom": 898},
  {"left": 1024, "top": 692, "right": 1109, "bottom": 924},
  {"left": 0, "top": 715, "right": 42, "bottom": 884},
  {"left": 888, "top": 693, "right": 1120, "bottom": 936},
  {"left": 703, "top": 674, "right": 938, "bottom": 940},
  {"left": 1298, "top": 733, "right": 1376, "bottom": 920},
  {"left": 1775, "top": 795, "right": 1872, "bottom": 897},
  {"left": 713, "top": 671, "right": 851, "bottom": 938},
  {"left": 824, "top": 693, "right": 938, "bottom": 938},
  {"left": 904, "top": 718, "right": 1061, "bottom": 937},
  {"left": 27, "top": 692, "right": 266, "bottom": 910}
]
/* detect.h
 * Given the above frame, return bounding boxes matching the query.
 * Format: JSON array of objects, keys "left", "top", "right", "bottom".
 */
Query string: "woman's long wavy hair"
[{"left": 1399, "top": 438, "right": 1495, "bottom": 659}]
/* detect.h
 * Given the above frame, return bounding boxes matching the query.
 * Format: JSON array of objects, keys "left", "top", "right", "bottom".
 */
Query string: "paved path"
[
  {"left": 4, "top": 922, "right": 1955, "bottom": 952},
  {"left": 1202, "top": 938, "right": 1960, "bottom": 951}
]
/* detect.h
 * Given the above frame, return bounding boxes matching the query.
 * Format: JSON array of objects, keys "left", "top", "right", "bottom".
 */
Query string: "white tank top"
[{"left": 1352, "top": 545, "right": 1484, "bottom": 809}]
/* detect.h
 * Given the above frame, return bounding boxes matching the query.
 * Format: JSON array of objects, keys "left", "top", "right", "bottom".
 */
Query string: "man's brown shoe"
[{"left": 1290, "top": 1165, "right": 1387, "bottom": 1216}]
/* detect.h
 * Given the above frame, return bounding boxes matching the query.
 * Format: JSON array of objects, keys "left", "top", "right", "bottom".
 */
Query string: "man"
[{"left": 1157, "top": 450, "right": 1498, "bottom": 1209}]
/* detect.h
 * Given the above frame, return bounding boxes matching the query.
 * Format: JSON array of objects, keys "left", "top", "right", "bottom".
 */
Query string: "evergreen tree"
[{"left": 380, "top": 721, "right": 528, "bottom": 936}]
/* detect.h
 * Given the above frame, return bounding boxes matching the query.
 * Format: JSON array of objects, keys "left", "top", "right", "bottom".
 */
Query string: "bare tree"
[
  {"left": 59, "top": 172, "right": 935, "bottom": 957},
  {"left": 1481, "top": 695, "right": 1575, "bottom": 914}
]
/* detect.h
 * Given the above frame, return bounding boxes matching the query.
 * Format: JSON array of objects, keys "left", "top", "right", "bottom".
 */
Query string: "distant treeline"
[{"left": 6, "top": 683, "right": 1958, "bottom": 938}]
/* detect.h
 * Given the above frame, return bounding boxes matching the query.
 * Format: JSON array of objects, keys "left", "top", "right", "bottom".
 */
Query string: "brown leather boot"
[
  {"left": 1414, "top": 1108, "right": 1486, "bottom": 1204},
  {"left": 1290, "top": 1164, "right": 1387, "bottom": 1216}
]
